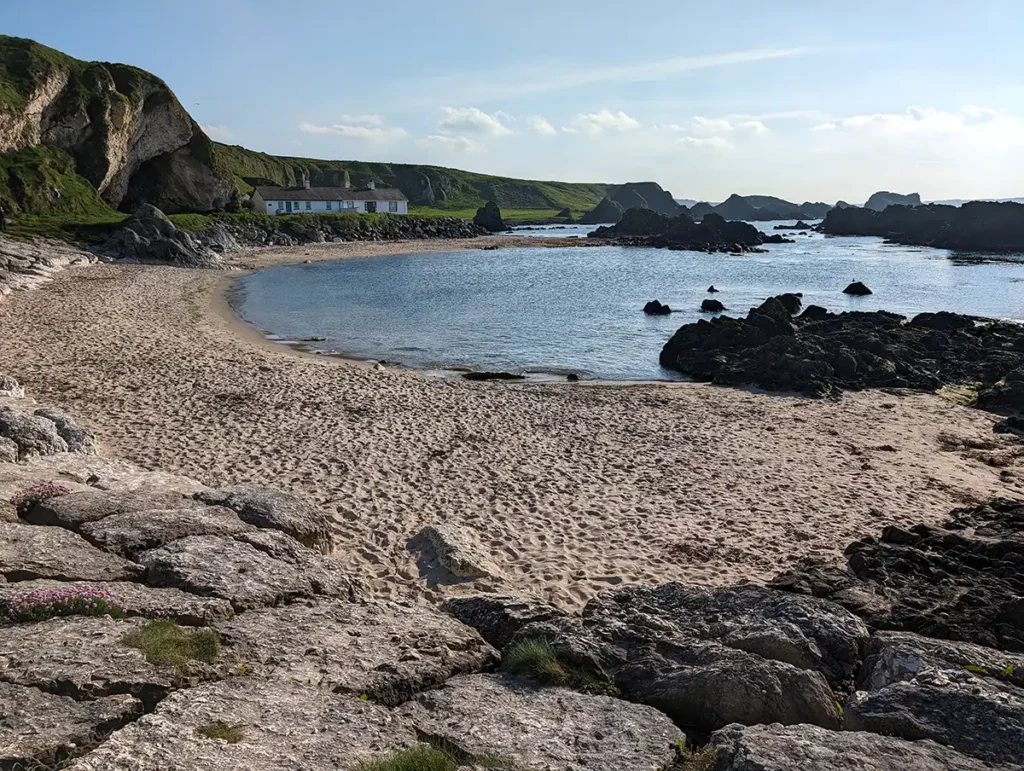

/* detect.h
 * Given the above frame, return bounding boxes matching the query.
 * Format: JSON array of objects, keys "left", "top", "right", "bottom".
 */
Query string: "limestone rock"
[
  {"left": 0, "top": 579, "right": 234, "bottom": 626},
  {"left": 518, "top": 583, "right": 867, "bottom": 732},
  {"left": 709, "top": 723, "right": 1012, "bottom": 771},
  {"left": 0, "top": 682, "right": 142, "bottom": 769},
  {"left": 138, "top": 532, "right": 359, "bottom": 611},
  {"left": 0, "top": 374, "right": 24, "bottom": 399},
  {"left": 0, "top": 408, "right": 68, "bottom": 459},
  {"left": 0, "top": 522, "right": 143, "bottom": 582},
  {"left": 398, "top": 674, "right": 681, "bottom": 771},
  {"left": 0, "top": 437, "right": 17, "bottom": 464},
  {"left": 25, "top": 489, "right": 201, "bottom": 530},
  {"left": 194, "top": 484, "right": 333, "bottom": 553},
  {"left": 411, "top": 523, "right": 502, "bottom": 579},
  {"left": 218, "top": 599, "right": 498, "bottom": 704},
  {"left": 66, "top": 677, "right": 417, "bottom": 771},
  {"left": 443, "top": 594, "right": 565, "bottom": 650},
  {"left": 32, "top": 408, "right": 97, "bottom": 454},
  {"left": 80, "top": 505, "right": 250, "bottom": 559},
  {"left": 101, "top": 205, "right": 221, "bottom": 267}
]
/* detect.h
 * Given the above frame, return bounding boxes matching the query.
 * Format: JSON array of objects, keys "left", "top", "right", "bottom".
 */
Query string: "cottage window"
[
  {"left": 345, "top": 200, "right": 355, "bottom": 209},
  {"left": 389, "top": 201, "right": 399, "bottom": 213},
  {"left": 326, "top": 201, "right": 332, "bottom": 210},
  {"left": 305, "top": 201, "right": 312, "bottom": 210},
  {"left": 276, "top": 202, "right": 283, "bottom": 210}
]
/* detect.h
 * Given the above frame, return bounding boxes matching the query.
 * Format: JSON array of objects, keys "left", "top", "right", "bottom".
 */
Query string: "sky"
[{"left": 6, "top": 0, "right": 1024, "bottom": 202}]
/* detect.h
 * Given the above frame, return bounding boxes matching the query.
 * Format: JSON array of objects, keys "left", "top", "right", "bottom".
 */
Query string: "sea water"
[{"left": 232, "top": 224, "right": 1024, "bottom": 381}]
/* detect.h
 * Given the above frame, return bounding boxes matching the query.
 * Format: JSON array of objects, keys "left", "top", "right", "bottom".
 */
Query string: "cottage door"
[
  {"left": 366, "top": 201, "right": 377, "bottom": 213},
  {"left": 286, "top": 202, "right": 293, "bottom": 213}
]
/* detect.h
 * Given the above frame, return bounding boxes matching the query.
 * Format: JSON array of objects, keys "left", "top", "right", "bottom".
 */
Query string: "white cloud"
[
  {"left": 298, "top": 121, "right": 407, "bottom": 141},
  {"left": 414, "top": 134, "right": 481, "bottom": 152},
  {"left": 820, "top": 105, "right": 1024, "bottom": 146},
  {"left": 200, "top": 124, "right": 232, "bottom": 140},
  {"left": 572, "top": 109, "right": 641, "bottom": 134},
  {"left": 338, "top": 114, "right": 384, "bottom": 126},
  {"left": 527, "top": 115, "right": 557, "bottom": 135},
  {"left": 438, "top": 106, "right": 513, "bottom": 136},
  {"left": 810, "top": 122, "right": 837, "bottom": 131},
  {"left": 677, "top": 136, "right": 734, "bottom": 150},
  {"left": 560, "top": 126, "right": 580, "bottom": 134},
  {"left": 679, "top": 116, "right": 768, "bottom": 135},
  {"left": 734, "top": 120, "right": 768, "bottom": 134}
]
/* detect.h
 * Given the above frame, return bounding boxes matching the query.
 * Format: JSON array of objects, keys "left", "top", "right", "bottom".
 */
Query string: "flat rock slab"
[
  {"left": 398, "top": 674, "right": 680, "bottom": 771},
  {"left": 218, "top": 599, "right": 498, "bottom": 704},
  {"left": 412, "top": 523, "right": 503, "bottom": 579},
  {"left": 443, "top": 594, "right": 565, "bottom": 650},
  {"left": 0, "top": 682, "right": 142, "bottom": 768},
  {"left": 80, "top": 505, "right": 250, "bottom": 559},
  {"left": 709, "top": 723, "right": 1018, "bottom": 771},
  {"left": 139, "top": 531, "right": 359, "bottom": 611},
  {"left": 0, "top": 522, "right": 143, "bottom": 582},
  {"left": 195, "top": 485, "right": 333, "bottom": 553},
  {"left": 0, "top": 580, "right": 234, "bottom": 626},
  {"left": 67, "top": 677, "right": 418, "bottom": 771},
  {"left": 846, "top": 631, "right": 1024, "bottom": 765},
  {"left": 25, "top": 489, "right": 203, "bottom": 530},
  {"left": 519, "top": 583, "right": 867, "bottom": 732},
  {"left": 0, "top": 617, "right": 179, "bottom": 707}
]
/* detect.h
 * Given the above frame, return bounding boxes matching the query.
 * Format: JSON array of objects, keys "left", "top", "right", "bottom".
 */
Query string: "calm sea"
[{"left": 232, "top": 223, "right": 1024, "bottom": 381}]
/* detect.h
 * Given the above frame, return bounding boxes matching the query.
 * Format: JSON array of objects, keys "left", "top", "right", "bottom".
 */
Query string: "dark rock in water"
[
  {"left": 513, "top": 583, "right": 865, "bottom": 732},
  {"left": 701, "top": 298, "right": 725, "bottom": 313},
  {"left": 589, "top": 209, "right": 781, "bottom": 253},
  {"left": 843, "top": 281, "right": 872, "bottom": 296},
  {"left": 643, "top": 300, "right": 672, "bottom": 315},
  {"left": 824, "top": 200, "right": 1024, "bottom": 252},
  {"left": 864, "top": 191, "right": 922, "bottom": 211},
  {"left": 762, "top": 234, "right": 794, "bottom": 244},
  {"left": 579, "top": 196, "right": 625, "bottom": 226},
  {"left": 100, "top": 204, "right": 221, "bottom": 267},
  {"left": 770, "top": 497, "right": 1024, "bottom": 652},
  {"left": 707, "top": 285, "right": 719, "bottom": 293},
  {"left": 777, "top": 293, "right": 803, "bottom": 315},
  {"left": 472, "top": 200, "right": 506, "bottom": 232},
  {"left": 300, "top": 336, "right": 327, "bottom": 342},
  {"left": 462, "top": 372, "right": 526, "bottom": 381},
  {"left": 566, "top": 374, "right": 579, "bottom": 382},
  {"left": 659, "top": 297, "right": 1024, "bottom": 403},
  {"left": 774, "top": 220, "right": 813, "bottom": 230}
]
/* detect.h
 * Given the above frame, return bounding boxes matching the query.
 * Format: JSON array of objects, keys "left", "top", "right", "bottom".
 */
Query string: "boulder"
[
  {"left": 643, "top": 300, "right": 672, "bottom": 315},
  {"left": 0, "top": 522, "right": 143, "bottom": 583},
  {"left": 771, "top": 498, "right": 1024, "bottom": 652},
  {"left": 138, "top": 531, "right": 359, "bottom": 611},
  {"left": 708, "top": 723, "right": 1011, "bottom": 771},
  {"left": 0, "top": 579, "right": 234, "bottom": 626},
  {"left": 701, "top": 298, "right": 725, "bottom": 313},
  {"left": 68, "top": 678, "right": 419, "bottom": 771},
  {"left": 411, "top": 523, "right": 502, "bottom": 579},
  {"left": 777, "top": 293, "right": 803, "bottom": 315},
  {"left": 462, "top": 371, "right": 526, "bottom": 381},
  {"left": 707, "top": 285, "right": 719, "bottom": 293},
  {"left": 0, "top": 408, "right": 68, "bottom": 459},
  {"left": 101, "top": 205, "right": 221, "bottom": 267},
  {"left": 397, "top": 674, "right": 681, "bottom": 771},
  {"left": 443, "top": 594, "right": 565, "bottom": 650},
  {"left": 0, "top": 374, "right": 25, "bottom": 399},
  {"left": 0, "top": 683, "right": 142, "bottom": 769},
  {"left": 473, "top": 200, "right": 506, "bottom": 232},
  {"left": 32, "top": 408, "right": 97, "bottom": 454},
  {"left": 25, "top": 489, "right": 200, "bottom": 530},
  {"left": 517, "top": 583, "right": 867, "bottom": 732},
  {"left": 799, "top": 304, "right": 829, "bottom": 321},
  {"left": 217, "top": 599, "right": 498, "bottom": 704},
  {"left": 0, "top": 437, "right": 17, "bottom": 464},
  {"left": 79, "top": 505, "right": 250, "bottom": 559},
  {"left": 194, "top": 485, "right": 333, "bottom": 553},
  {"left": 843, "top": 281, "right": 873, "bottom": 296}
]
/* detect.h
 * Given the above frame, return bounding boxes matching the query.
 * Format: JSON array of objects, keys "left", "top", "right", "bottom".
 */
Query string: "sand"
[{"left": 1, "top": 236, "right": 1021, "bottom": 608}]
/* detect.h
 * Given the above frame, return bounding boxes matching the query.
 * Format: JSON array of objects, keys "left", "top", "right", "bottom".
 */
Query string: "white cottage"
[{"left": 250, "top": 181, "right": 409, "bottom": 216}]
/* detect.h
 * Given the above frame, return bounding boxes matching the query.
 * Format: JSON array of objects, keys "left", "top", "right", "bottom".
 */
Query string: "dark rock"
[
  {"left": 194, "top": 484, "right": 333, "bottom": 553},
  {"left": 397, "top": 674, "right": 681, "bottom": 771},
  {"left": 643, "top": 300, "right": 672, "bottom": 315},
  {"left": 799, "top": 304, "right": 830, "bottom": 321},
  {"left": 462, "top": 372, "right": 526, "bottom": 381},
  {"left": 555, "top": 207, "right": 572, "bottom": 220},
  {"left": 218, "top": 599, "right": 498, "bottom": 704},
  {"left": 443, "top": 594, "right": 565, "bottom": 650},
  {"left": 774, "top": 220, "right": 813, "bottom": 230},
  {"left": 566, "top": 374, "right": 579, "bottom": 382},
  {"left": 579, "top": 196, "right": 625, "bottom": 226},
  {"left": 590, "top": 209, "right": 780, "bottom": 254},
  {"left": 864, "top": 191, "right": 923, "bottom": 211},
  {"left": 707, "top": 285, "right": 719, "bottom": 293},
  {"left": 701, "top": 298, "right": 725, "bottom": 313},
  {"left": 777, "top": 293, "right": 803, "bottom": 315},
  {"left": 994, "top": 415, "right": 1024, "bottom": 435},
  {"left": 771, "top": 498, "right": 1024, "bottom": 652},
  {"left": 516, "top": 583, "right": 866, "bottom": 732},
  {"left": 473, "top": 200, "right": 506, "bottom": 232},
  {"left": 0, "top": 522, "right": 143, "bottom": 583},
  {"left": 843, "top": 281, "right": 873, "bottom": 296},
  {"left": 709, "top": 723, "right": 1006, "bottom": 771},
  {"left": 100, "top": 205, "right": 221, "bottom": 267}
]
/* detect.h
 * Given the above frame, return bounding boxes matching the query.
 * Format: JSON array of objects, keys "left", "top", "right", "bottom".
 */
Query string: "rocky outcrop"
[
  {"left": 659, "top": 296, "right": 1024, "bottom": 410},
  {"left": 0, "top": 237, "right": 98, "bottom": 303},
  {"left": 701, "top": 298, "right": 725, "bottom": 313},
  {"left": 608, "top": 182, "right": 681, "bottom": 217},
  {"left": 683, "top": 194, "right": 829, "bottom": 222},
  {"left": 195, "top": 484, "right": 333, "bottom": 553},
  {"left": 0, "top": 36, "right": 235, "bottom": 213},
  {"left": 863, "top": 191, "right": 922, "bottom": 211},
  {"left": 0, "top": 521, "right": 144, "bottom": 582},
  {"left": 473, "top": 200, "right": 507, "bottom": 232},
  {"left": 590, "top": 209, "right": 790, "bottom": 252},
  {"left": 443, "top": 595, "right": 564, "bottom": 650},
  {"left": 643, "top": 300, "right": 672, "bottom": 315},
  {"left": 579, "top": 196, "right": 625, "bottom": 225},
  {"left": 99, "top": 204, "right": 221, "bottom": 267},
  {"left": 823, "top": 200, "right": 1024, "bottom": 252},
  {"left": 843, "top": 280, "right": 872, "bottom": 295}
]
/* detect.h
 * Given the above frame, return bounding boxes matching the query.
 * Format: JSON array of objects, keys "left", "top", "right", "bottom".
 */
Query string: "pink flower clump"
[
  {"left": 9, "top": 482, "right": 73, "bottom": 517},
  {"left": 1, "top": 585, "right": 125, "bottom": 623}
]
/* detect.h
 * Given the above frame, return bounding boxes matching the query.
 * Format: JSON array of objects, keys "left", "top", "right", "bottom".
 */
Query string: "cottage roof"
[{"left": 254, "top": 185, "right": 408, "bottom": 202}]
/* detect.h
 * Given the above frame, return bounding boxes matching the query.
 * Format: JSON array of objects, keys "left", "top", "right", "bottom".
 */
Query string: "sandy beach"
[{"left": 1, "top": 237, "right": 1020, "bottom": 609}]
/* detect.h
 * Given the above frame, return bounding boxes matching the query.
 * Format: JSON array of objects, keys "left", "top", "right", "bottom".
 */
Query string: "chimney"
[
  {"left": 299, "top": 168, "right": 311, "bottom": 189},
  {"left": 368, "top": 180, "right": 376, "bottom": 191}
]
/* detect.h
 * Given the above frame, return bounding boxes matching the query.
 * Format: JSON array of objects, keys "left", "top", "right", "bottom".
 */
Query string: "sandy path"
[{"left": 0, "top": 239, "right": 1020, "bottom": 608}]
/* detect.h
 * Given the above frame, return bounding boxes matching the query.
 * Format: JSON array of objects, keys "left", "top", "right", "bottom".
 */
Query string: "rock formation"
[
  {"left": 823, "top": 200, "right": 1024, "bottom": 252},
  {"left": 578, "top": 196, "right": 625, "bottom": 225},
  {"left": 659, "top": 296, "right": 1024, "bottom": 410},
  {"left": 863, "top": 191, "right": 922, "bottom": 211},
  {"left": 0, "top": 236, "right": 98, "bottom": 303},
  {"left": 100, "top": 205, "right": 221, "bottom": 267},
  {"left": 843, "top": 281, "right": 872, "bottom": 296},
  {"left": 589, "top": 208, "right": 792, "bottom": 252},
  {"left": 472, "top": 200, "right": 507, "bottom": 232},
  {"left": 682, "top": 195, "right": 831, "bottom": 222},
  {"left": 643, "top": 300, "right": 672, "bottom": 315}
]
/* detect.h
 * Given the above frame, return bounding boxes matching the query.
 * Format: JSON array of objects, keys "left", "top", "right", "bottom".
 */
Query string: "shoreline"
[{"left": 1, "top": 236, "right": 1022, "bottom": 609}]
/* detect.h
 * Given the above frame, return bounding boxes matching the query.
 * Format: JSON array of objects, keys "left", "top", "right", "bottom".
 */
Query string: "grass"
[
  {"left": 501, "top": 639, "right": 620, "bottom": 696},
  {"left": 0, "top": 145, "right": 114, "bottom": 219},
  {"left": 674, "top": 743, "right": 718, "bottom": 771},
  {"left": 198, "top": 721, "right": 244, "bottom": 743},
  {"left": 354, "top": 743, "right": 511, "bottom": 771},
  {"left": 122, "top": 619, "right": 220, "bottom": 666}
]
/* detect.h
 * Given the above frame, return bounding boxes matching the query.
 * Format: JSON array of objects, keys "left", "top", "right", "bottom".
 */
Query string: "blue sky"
[{"left": 7, "top": 0, "right": 1024, "bottom": 201}]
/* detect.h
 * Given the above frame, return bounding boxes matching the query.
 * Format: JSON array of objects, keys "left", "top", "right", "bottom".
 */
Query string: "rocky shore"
[
  {"left": 2, "top": 374, "right": 1023, "bottom": 769},
  {"left": 589, "top": 207, "right": 791, "bottom": 252}
]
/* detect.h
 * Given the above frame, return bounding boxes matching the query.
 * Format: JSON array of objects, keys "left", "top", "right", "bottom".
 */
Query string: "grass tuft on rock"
[
  {"left": 198, "top": 720, "right": 244, "bottom": 743},
  {"left": 501, "top": 638, "right": 620, "bottom": 696},
  {"left": 122, "top": 619, "right": 220, "bottom": 666},
  {"left": 675, "top": 744, "right": 718, "bottom": 771},
  {"left": 354, "top": 744, "right": 458, "bottom": 771}
]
